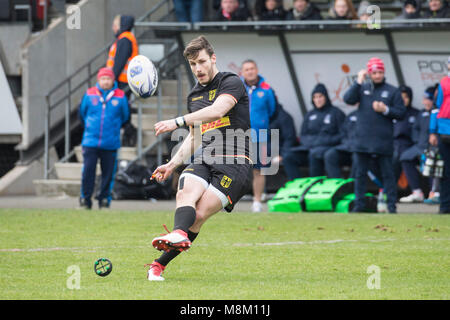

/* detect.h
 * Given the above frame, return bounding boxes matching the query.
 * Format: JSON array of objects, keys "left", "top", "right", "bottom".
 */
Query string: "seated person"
[
  {"left": 214, "top": 0, "right": 252, "bottom": 21},
  {"left": 392, "top": 85, "right": 420, "bottom": 182},
  {"left": 286, "top": 0, "right": 322, "bottom": 21},
  {"left": 399, "top": 85, "right": 440, "bottom": 203},
  {"left": 422, "top": 0, "right": 450, "bottom": 18},
  {"left": 283, "top": 83, "right": 346, "bottom": 180},
  {"left": 269, "top": 100, "right": 299, "bottom": 166},
  {"left": 327, "top": 0, "right": 358, "bottom": 20},
  {"left": 260, "top": 0, "right": 287, "bottom": 20},
  {"left": 324, "top": 110, "right": 358, "bottom": 178}
]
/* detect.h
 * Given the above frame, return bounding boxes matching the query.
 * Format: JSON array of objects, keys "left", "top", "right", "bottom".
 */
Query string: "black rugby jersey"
[{"left": 187, "top": 72, "right": 251, "bottom": 161}]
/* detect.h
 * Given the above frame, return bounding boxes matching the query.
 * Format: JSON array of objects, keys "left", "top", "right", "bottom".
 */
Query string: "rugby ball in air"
[{"left": 127, "top": 55, "right": 158, "bottom": 98}]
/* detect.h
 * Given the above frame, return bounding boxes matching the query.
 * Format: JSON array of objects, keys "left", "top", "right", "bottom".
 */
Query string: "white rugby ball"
[{"left": 127, "top": 55, "right": 158, "bottom": 98}]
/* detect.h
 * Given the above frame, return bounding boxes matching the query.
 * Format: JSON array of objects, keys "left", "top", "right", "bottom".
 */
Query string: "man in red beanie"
[
  {"left": 344, "top": 57, "right": 406, "bottom": 213},
  {"left": 78, "top": 67, "right": 129, "bottom": 209}
]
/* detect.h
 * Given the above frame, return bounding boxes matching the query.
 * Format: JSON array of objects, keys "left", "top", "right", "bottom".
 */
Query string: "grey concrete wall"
[
  {"left": 0, "top": 23, "right": 30, "bottom": 76},
  {"left": 18, "top": 0, "right": 160, "bottom": 150}
]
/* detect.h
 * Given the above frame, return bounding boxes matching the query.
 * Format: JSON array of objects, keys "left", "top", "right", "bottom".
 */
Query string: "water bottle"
[
  {"left": 435, "top": 154, "right": 444, "bottom": 178},
  {"left": 377, "top": 189, "right": 387, "bottom": 213}
]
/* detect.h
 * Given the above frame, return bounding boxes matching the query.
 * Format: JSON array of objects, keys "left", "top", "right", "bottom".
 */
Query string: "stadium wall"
[
  {"left": 181, "top": 30, "right": 450, "bottom": 135},
  {"left": 17, "top": 0, "right": 161, "bottom": 152}
]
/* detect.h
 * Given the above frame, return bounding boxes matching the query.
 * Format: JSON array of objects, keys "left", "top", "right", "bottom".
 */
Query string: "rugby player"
[{"left": 145, "top": 36, "right": 253, "bottom": 281}]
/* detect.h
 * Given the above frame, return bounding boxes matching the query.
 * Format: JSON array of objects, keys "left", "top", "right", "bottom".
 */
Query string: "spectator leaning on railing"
[
  {"left": 259, "top": 0, "right": 287, "bottom": 20},
  {"left": 327, "top": 0, "right": 358, "bottom": 20},
  {"left": 214, "top": 0, "right": 252, "bottom": 21},
  {"left": 429, "top": 57, "right": 450, "bottom": 214},
  {"left": 422, "top": 0, "right": 450, "bottom": 18},
  {"left": 395, "top": 0, "right": 422, "bottom": 20},
  {"left": 285, "top": 0, "right": 322, "bottom": 21}
]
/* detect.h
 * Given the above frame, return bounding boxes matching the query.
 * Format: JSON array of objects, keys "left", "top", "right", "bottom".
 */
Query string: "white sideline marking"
[
  {"left": 1, "top": 238, "right": 449, "bottom": 253},
  {"left": 233, "top": 238, "right": 450, "bottom": 247}
]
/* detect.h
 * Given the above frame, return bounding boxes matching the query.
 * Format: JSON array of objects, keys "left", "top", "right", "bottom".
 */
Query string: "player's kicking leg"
[{"left": 147, "top": 174, "right": 223, "bottom": 281}]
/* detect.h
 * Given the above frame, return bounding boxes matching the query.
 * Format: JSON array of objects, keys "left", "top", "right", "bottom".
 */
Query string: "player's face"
[
  {"left": 369, "top": 70, "right": 384, "bottom": 84},
  {"left": 189, "top": 49, "right": 217, "bottom": 85},
  {"left": 241, "top": 62, "right": 259, "bottom": 84},
  {"left": 98, "top": 76, "right": 114, "bottom": 90}
]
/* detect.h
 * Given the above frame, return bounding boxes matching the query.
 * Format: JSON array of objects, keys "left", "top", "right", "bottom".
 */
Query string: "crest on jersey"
[
  {"left": 220, "top": 175, "right": 232, "bottom": 188},
  {"left": 209, "top": 89, "right": 217, "bottom": 101}
]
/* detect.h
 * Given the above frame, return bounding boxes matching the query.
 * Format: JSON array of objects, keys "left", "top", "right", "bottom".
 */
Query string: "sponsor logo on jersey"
[
  {"left": 192, "top": 96, "right": 203, "bottom": 102},
  {"left": 201, "top": 116, "right": 231, "bottom": 134},
  {"left": 209, "top": 89, "right": 217, "bottom": 101},
  {"left": 220, "top": 175, "right": 232, "bottom": 188}
]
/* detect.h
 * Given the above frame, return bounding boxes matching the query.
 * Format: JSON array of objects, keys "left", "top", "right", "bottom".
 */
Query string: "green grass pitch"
[{"left": 0, "top": 208, "right": 449, "bottom": 300}]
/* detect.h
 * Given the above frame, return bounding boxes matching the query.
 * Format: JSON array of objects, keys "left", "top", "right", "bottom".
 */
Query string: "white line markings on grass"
[{"left": 1, "top": 238, "right": 449, "bottom": 252}]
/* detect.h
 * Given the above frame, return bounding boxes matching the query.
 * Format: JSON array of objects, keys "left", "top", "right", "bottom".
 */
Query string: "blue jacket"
[
  {"left": 343, "top": 79, "right": 406, "bottom": 156},
  {"left": 300, "top": 83, "right": 346, "bottom": 158},
  {"left": 429, "top": 78, "right": 450, "bottom": 135},
  {"left": 242, "top": 75, "right": 276, "bottom": 142},
  {"left": 79, "top": 82, "right": 129, "bottom": 150},
  {"left": 413, "top": 109, "right": 432, "bottom": 151},
  {"left": 393, "top": 106, "right": 420, "bottom": 152}
]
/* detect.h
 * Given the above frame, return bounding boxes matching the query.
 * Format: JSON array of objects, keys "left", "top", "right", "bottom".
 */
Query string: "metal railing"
[
  {"left": 42, "top": 13, "right": 450, "bottom": 179},
  {"left": 43, "top": 0, "right": 181, "bottom": 179}
]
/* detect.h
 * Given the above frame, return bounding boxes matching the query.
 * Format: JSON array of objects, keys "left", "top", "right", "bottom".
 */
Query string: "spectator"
[
  {"left": 286, "top": 0, "right": 323, "bottom": 21},
  {"left": 343, "top": 57, "right": 406, "bottom": 213},
  {"left": 269, "top": 100, "right": 299, "bottom": 168},
  {"left": 429, "top": 56, "right": 450, "bottom": 214},
  {"left": 78, "top": 68, "right": 130, "bottom": 210},
  {"left": 399, "top": 86, "right": 438, "bottom": 203},
  {"left": 215, "top": 0, "right": 252, "bottom": 21},
  {"left": 107, "top": 15, "right": 138, "bottom": 147},
  {"left": 283, "top": 83, "right": 345, "bottom": 180},
  {"left": 107, "top": 15, "right": 138, "bottom": 94},
  {"left": 395, "top": 0, "right": 422, "bottom": 20},
  {"left": 241, "top": 60, "right": 277, "bottom": 212},
  {"left": 328, "top": 0, "right": 358, "bottom": 20},
  {"left": 392, "top": 85, "right": 420, "bottom": 183},
  {"left": 173, "top": 0, "right": 204, "bottom": 22},
  {"left": 260, "top": 0, "right": 287, "bottom": 20},
  {"left": 357, "top": 0, "right": 371, "bottom": 22},
  {"left": 324, "top": 110, "right": 358, "bottom": 178},
  {"left": 422, "top": 0, "right": 450, "bottom": 18}
]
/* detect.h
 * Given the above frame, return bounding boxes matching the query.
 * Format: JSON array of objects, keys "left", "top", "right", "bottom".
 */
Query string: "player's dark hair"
[{"left": 183, "top": 35, "right": 215, "bottom": 60}]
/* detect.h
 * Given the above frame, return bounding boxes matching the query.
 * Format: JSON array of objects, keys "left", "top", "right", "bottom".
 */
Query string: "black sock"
[
  {"left": 156, "top": 230, "right": 199, "bottom": 266},
  {"left": 173, "top": 206, "right": 196, "bottom": 233}
]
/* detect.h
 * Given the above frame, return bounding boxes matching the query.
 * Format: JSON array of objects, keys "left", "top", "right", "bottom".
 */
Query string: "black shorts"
[{"left": 179, "top": 160, "right": 253, "bottom": 212}]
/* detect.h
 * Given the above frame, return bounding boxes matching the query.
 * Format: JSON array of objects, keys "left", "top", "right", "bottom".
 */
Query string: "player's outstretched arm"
[
  {"left": 152, "top": 126, "right": 197, "bottom": 182},
  {"left": 154, "top": 94, "right": 236, "bottom": 136}
]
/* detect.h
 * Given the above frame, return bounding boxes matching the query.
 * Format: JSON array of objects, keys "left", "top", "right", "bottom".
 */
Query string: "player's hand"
[
  {"left": 429, "top": 133, "right": 438, "bottom": 146},
  {"left": 151, "top": 162, "right": 175, "bottom": 183},
  {"left": 154, "top": 119, "right": 177, "bottom": 136},
  {"left": 357, "top": 69, "right": 368, "bottom": 85}
]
